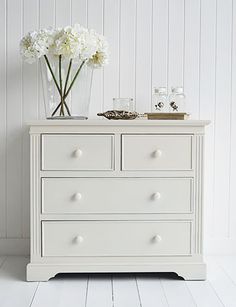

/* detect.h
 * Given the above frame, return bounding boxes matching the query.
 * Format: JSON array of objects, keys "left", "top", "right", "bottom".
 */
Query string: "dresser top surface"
[{"left": 28, "top": 119, "right": 210, "bottom": 127}]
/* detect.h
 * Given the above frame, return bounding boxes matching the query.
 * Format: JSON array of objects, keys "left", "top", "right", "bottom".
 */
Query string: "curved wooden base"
[{"left": 26, "top": 262, "right": 206, "bottom": 282}]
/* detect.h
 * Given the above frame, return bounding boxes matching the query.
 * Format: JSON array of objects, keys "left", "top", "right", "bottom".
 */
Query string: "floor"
[{"left": 0, "top": 257, "right": 236, "bottom": 307}]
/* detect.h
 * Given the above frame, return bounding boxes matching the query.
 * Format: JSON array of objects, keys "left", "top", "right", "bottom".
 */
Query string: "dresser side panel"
[
  {"left": 194, "top": 134, "right": 204, "bottom": 255},
  {"left": 30, "top": 133, "right": 41, "bottom": 261}
]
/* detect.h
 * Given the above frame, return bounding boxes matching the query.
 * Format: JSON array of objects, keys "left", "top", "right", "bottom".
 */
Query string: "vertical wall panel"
[
  {"left": 184, "top": 0, "right": 201, "bottom": 117},
  {"left": 0, "top": 0, "right": 7, "bottom": 238},
  {"left": 228, "top": 0, "right": 236, "bottom": 238},
  {"left": 168, "top": 0, "right": 185, "bottom": 89},
  {"left": 6, "top": 0, "right": 23, "bottom": 237},
  {"left": 71, "top": 0, "right": 87, "bottom": 26},
  {"left": 38, "top": 0, "right": 55, "bottom": 119},
  {"left": 151, "top": 0, "right": 169, "bottom": 108},
  {"left": 213, "top": 0, "right": 232, "bottom": 237},
  {"left": 87, "top": 0, "right": 104, "bottom": 116},
  {"left": 135, "top": 0, "right": 152, "bottom": 113},
  {"left": 22, "top": 0, "right": 39, "bottom": 238},
  {"left": 119, "top": 0, "right": 136, "bottom": 101},
  {"left": 55, "top": 0, "right": 72, "bottom": 111},
  {"left": 39, "top": 0, "right": 55, "bottom": 28},
  {"left": 103, "top": 0, "right": 120, "bottom": 111},
  {"left": 55, "top": 0, "right": 71, "bottom": 28},
  {"left": 71, "top": 0, "right": 88, "bottom": 114},
  {"left": 199, "top": 0, "right": 217, "bottom": 239}
]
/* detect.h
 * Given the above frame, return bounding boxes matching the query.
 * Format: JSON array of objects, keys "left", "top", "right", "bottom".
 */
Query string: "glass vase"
[{"left": 40, "top": 56, "right": 93, "bottom": 119}]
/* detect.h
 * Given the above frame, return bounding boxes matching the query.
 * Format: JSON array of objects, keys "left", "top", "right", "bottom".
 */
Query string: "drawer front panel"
[
  {"left": 42, "top": 178, "right": 192, "bottom": 214},
  {"left": 42, "top": 134, "right": 114, "bottom": 171},
  {"left": 122, "top": 135, "right": 192, "bottom": 170},
  {"left": 42, "top": 221, "right": 191, "bottom": 256}
]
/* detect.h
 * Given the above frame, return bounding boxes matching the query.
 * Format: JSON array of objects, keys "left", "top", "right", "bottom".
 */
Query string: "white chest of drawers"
[{"left": 27, "top": 119, "right": 210, "bottom": 281}]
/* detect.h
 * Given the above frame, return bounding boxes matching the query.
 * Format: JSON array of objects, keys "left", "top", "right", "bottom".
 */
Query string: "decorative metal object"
[
  {"left": 170, "top": 101, "right": 179, "bottom": 112},
  {"left": 155, "top": 101, "right": 164, "bottom": 111},
  {"left": 97, "top": 110, "right": 138, "bottom": 120}
]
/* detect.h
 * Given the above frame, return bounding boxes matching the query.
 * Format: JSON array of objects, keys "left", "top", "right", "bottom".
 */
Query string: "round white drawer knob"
[
  {"left": 152, "top": 235, "right": 162, "bottom": 243},
  {"left": 74, "top": 235, "right": 84, "bottom": 243},
  {"left": 153, "top": 149, "right": 162, "bottom": 158},
  {"left": 74, "top": 148, "right": 83, "bottom": 158},
  {"left": 153, "top": 192, "right": 161, "bottom": 200},
  {"left": 74, "top": 192, "right": 82, "bottom": 201}
]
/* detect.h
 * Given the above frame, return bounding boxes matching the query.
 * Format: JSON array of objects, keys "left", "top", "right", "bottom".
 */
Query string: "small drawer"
[
  {"left": 41, "top": 134, "right": 114, "bottom": 171},
  {"left": 42, "top": 221, "right": 192, "bottom": 257},
  {"left": 122, "top": 135, "right": 192, "bottom": 171},
  {"left": 42, "top": 178, "right": 193, "bottom": 214}
]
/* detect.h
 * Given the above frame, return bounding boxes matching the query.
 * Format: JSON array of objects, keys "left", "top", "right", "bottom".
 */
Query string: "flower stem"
[
  {"left": 59, "top": 55, "right": 63, "bottom": 93},
  {"left": 45, "top": 55, "right": 77, "bottom": 117},
  {"left": 61, "top": 59, "right": 72, "bottom": 116},
  {"left": 64, "top": 101, "right": 71, "bottom": 116},
  {"left": 51, "top": 101, "right": 61, "bottom": 117},
  {"left": 64, "top": 60, "right": 86, "bottom": 99},
  {"left": 63, "top": 59, "right": 72, "bottom": 97},
  {"left": 58, "top": 55, "right": 64, "bottom": 116},
  {"left": 50, "top": 99, "right": 71, "bottom": 117},
  {"left": 44, "top": 55, "right": 61, "bottom": 94}
]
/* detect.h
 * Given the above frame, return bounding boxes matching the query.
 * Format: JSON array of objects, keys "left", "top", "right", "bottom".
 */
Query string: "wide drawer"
[
  {"left": 122, "top": 135, "right": 192, "bottom": 170},
  {"left": 42, "top": 178, "right": 193, "bottom": 214},
  {"left": 41, "top": 134, "right": 114, "bottom": 171},
  {"left": 42, "top": 221, "right": 191, "bottom": 256}
]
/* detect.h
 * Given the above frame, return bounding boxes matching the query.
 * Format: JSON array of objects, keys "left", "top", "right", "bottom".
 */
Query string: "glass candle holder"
[
  {"left": 113, "top": 98, "right": 134, "bottom": 111},
  {"left": 168, "top": 87, "right": 186, "bottom": 113}
]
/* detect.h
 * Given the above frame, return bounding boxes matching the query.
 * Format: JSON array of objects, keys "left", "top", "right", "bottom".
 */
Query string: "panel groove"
[
  {"left": 134, "top": 0, "right": 137, "bottom": 110},
  {"left": 102, "top": 0, "right": 105, "bottom": 113},
  {"left": 183, "top": 0, "right": 186, "bottom": 89},
  {"left": 212, "top": 0, "right": 218, "bottom": 238},
  {"left": 0, "top": 0, "right": 7, "bottom": 238},
  {"left": 198, "top": 0, "right": 202, "bottom": 118},
  {"left": 167, "top": 0, "right": 170, "bottom": 90},
  {"left": 5, "top": 0, "right": 8, "bottom": 239},
  {"left": 21, "top": 0, "right": 24, "bottom": 239},
  {"left": 118, "top": 0, "right": 121, "bottom": 98},
  {"left": 229, "top": 0, "right": 236, "bottom": 239},
  {"left": 150, "top": 0, "right": 153, "bottom": 112},
  {"left": 228, "top": 0, "right": 234, "bottom": 237}
]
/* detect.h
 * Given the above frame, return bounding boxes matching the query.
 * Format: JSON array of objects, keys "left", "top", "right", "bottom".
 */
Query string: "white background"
[{"left": 0, "top": 0, "right": 235, "bottom": 255}]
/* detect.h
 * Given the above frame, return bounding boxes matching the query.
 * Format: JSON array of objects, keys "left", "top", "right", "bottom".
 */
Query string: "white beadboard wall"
[{"left": 0, "top": 0, "right": 235, "bottom": 255}]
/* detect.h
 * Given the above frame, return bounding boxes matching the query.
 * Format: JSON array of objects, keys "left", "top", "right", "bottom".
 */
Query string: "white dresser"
[{"left": 27, "top": 119, "right": 210, "bottom": 281}]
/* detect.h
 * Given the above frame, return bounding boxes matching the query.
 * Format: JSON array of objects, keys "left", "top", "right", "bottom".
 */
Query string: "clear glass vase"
[{"left": 40, "top": 56, "right": 93, "bottom": 119}]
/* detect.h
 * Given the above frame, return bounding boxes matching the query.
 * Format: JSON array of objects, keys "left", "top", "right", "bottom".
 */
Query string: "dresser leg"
[
  {"left": 176, "top": 263, "right": 207, "bottom": 280},
  {"left": 26, "top": 264, "right": 58, "bottom": 282}
]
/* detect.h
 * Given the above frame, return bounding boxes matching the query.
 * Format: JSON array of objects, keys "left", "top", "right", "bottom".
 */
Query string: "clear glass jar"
[
  {"left": 113, "top": 98, "right": 134, "bottom": 111},
  {"left": 152, "top": 87, "right": 168, "bottom": 112},
  {"left": 169, "top": 87, "right": 186, "bottom": 112},
  {"left": 40, "top": 57, "right": 93, "bottom": 119}
]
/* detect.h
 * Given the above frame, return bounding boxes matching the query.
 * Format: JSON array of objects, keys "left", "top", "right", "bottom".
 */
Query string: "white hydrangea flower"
[
  {"left": 51, "top": 26, "right": 82, "bottom": 59},
  {"left": 87, "top": 50, "right": 109, "bottom": 68},
  {"left": 76, "top": 27, "right": 98, "bottom": 61},
  {"left": 20, "top": 29, "right": 53, "bottom": 63},
  {"left": 73, "top": 24, "right": 109, "bottom": 67},
  {"left": 20, "top": 23, "right": 109, "bottom": 67},
  {"left": 87, "top": 32, "right": 109, "bottom": 68}
]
